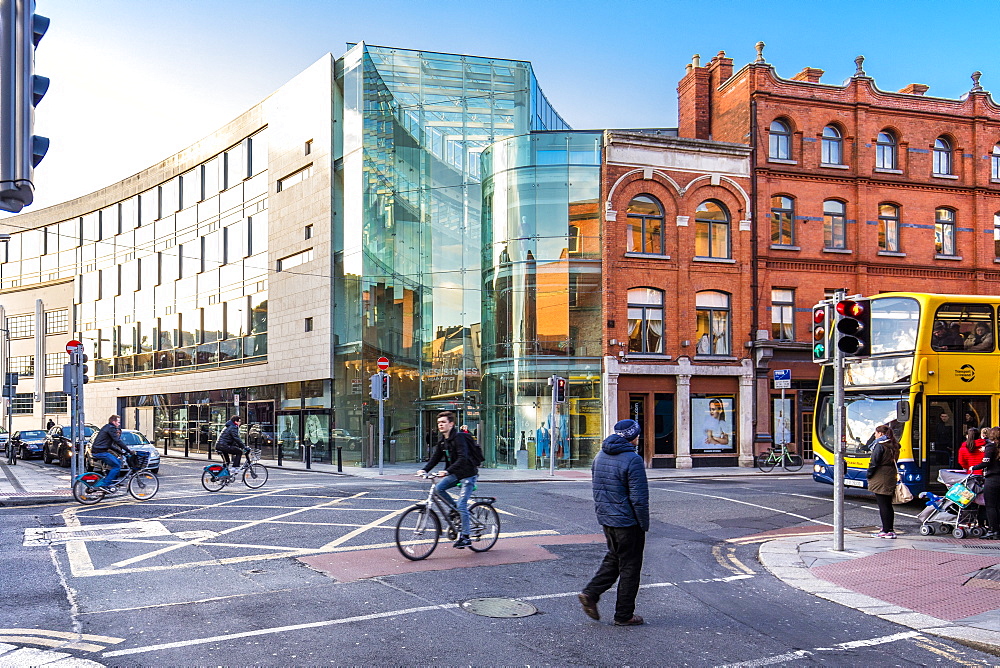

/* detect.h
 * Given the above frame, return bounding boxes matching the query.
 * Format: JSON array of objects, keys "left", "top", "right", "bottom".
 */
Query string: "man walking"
[{"left": 578, "top": 419, "right": 649, "bottom": 626}]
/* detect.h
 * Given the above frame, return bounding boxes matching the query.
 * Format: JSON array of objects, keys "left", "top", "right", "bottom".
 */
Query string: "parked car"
[
  {"left": 331, "top": 428, "right": 361, "bottom": 450},
  {"left": 85, "top": 429, "right": 160, "bottom": 474},
  {"left": 11, "top": 429, "right": 47, "bottom": 460},
  {"left": 43, "top": 424, "right": 98, "bottom": 467}
]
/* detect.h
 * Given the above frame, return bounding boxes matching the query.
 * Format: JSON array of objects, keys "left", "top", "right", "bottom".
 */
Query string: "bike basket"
[
  {"left": 133, "top": 451, "right": 151, "bottom": 466},
  {"left": 249, "top": 449, "right": 262, "bottom": 461},
  {"left": 80, "top": 473, "right": 101, "bottom": 484}
]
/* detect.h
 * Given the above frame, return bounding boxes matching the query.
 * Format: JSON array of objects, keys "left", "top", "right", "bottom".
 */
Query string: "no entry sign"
[{"left": 377, "top": 357, "right": 390, "bottom": 370}]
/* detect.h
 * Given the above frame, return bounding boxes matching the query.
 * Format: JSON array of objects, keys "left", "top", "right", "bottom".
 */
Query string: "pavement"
[{"left": 3, "top": 456, "right": 999, "bottom": 656}]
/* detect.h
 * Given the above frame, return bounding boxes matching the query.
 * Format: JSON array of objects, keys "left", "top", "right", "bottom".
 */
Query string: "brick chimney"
[
  {"left": 898, "top": 83, "right": 929, "bottom": 96},
  {"left": 707, "top": 50, "right": 734, "bottom": 86},
  {"left": 678, "top": 54, "right": 711, "bottom": 139},
  {"left": 792, "top": 67, "right": 824, "bottom": 83}
]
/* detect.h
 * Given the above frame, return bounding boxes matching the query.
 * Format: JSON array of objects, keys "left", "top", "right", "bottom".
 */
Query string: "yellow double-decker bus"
[{"left": 812, "top": 292, "right": 1000, "bottom": 494}]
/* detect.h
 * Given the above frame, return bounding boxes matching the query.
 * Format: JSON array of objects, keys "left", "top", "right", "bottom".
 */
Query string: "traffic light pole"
[
  {"left": 833, "top": 289, "right": 846, "bottom": 551},
  {"left": 549, "top": 376, "right": 557, "bottom": 478},
  {"left": 378, "top": 372, "right": 385, "bottom": 476}
]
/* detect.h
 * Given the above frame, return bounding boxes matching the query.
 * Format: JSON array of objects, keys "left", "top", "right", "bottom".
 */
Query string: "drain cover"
[
  {"left": 967, "top": 565, "right": 1000, "bottom": 590},
  {"left": 460, "top": 597, "right": 537, "bottom": 618}
]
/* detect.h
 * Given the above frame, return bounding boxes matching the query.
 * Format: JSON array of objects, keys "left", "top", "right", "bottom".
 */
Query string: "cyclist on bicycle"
[
  {"left": 91, "top": 415, "right": 133, "bottom": 488},
  {"left": 417, "top": 411, "right": 479, "bottom": 548},
  {"left": 215, "top": 416, "right": 248, "bottom": 476}
]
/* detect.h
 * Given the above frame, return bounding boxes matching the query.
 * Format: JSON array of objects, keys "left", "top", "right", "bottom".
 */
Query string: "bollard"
[{"left": 337, "top": 446, "right": 343, "bottom": 472}]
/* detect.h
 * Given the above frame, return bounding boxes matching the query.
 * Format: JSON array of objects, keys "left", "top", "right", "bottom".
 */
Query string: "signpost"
[
  {"left": 63, "top": 340, "right": 86, "bottom": 480},
  {"left": 773, "top": 369, "right": 791, "bottom": 452},
  {"left": 372, "top": 358, "right": 390, "bottom": 475}
]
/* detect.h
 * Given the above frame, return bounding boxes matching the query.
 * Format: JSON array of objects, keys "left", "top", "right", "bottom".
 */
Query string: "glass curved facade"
[{"left": 481, "top": 131, "right": 604, "bottom": 468}]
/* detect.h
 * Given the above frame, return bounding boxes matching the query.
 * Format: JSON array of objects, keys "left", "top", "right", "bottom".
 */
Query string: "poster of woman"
[{"left": 692, "top": 396, "right": 735, "bottom": 452}]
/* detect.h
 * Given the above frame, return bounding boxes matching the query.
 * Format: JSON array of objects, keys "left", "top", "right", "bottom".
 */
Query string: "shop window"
[{"left": 691, "top": 395, "right": 735, "bottom": 453}]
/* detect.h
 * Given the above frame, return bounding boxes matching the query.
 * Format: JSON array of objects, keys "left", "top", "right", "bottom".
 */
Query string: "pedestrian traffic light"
[
  {"left": 836, "top": 298, "right": 871, "bottom": 356},
  {"left": 811, "top": 302, "right": 832, "bottom": 363},
  {"left": 553, "top": 376, "right": 567, "bottom": 403},
  {"left": 0, "top": 0, "right": 49, "bottom": 213}
]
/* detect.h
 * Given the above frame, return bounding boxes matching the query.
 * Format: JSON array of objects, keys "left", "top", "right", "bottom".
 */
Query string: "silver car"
[{"left": 86, "top": 429, "right": 161, "bottom": 474}]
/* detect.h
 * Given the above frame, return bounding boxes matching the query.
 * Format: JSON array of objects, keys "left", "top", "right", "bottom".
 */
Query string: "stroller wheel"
[
  {"left": 953, "top": 527, "right": 967, "bottom": 539},
  {"left": 919, "top": 524, "right": 934, "bottom": 536},
  {"left": 970, "top": 526, "right": 986, "bottom": 538}
]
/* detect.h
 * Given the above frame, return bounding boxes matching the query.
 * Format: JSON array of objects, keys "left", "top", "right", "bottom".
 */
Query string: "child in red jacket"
[{"left": 958, "top": 428, "right": 986, "bottom": 473}]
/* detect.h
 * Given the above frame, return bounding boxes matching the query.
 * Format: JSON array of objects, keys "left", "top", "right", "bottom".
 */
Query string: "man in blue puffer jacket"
[{"left": 578, "top": 419, "right": 649, "bottom": 626}]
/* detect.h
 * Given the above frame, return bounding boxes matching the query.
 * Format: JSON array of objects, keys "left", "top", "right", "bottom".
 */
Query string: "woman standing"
[
  {"left": 867, "top": 424, "right": 901, "bottom": 538},
  {"left": 958, "top": 428, "right": 986, "bottom": 473},
  {"left": 972, "top": 427, "right": 1000, "bottom": 539}
]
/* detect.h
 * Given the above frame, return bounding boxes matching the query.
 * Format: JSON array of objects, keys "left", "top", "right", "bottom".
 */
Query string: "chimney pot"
[
  {"left": 692, "top": 54, "right": 701, "bottom": 68},
  {"left": 791, "top": 67, "right": 824, "bottom": 83},
  {"left": 898, "top": 83, "right": 929, "bottom": 96}
]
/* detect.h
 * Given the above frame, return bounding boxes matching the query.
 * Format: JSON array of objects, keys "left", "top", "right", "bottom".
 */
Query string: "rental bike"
[
  {"left": 201, "top": 448, "right": 268, "bottom": 491},
  {"left": 73, "top": 452, "right": 159, "bottom": 504},
  {"left": 756, "top": 443, "right": 804, "bottom": 472},
  {"left": 394, "top": 472, "right": 500, "bottom": 560}
]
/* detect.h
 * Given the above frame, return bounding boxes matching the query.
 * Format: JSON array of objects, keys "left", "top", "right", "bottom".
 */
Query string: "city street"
[{"left": 0, "top": 459, "right": 995, "bottom": 666}]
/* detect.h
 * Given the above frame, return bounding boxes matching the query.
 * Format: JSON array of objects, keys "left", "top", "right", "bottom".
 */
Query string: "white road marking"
[
  {"left": 716, "top": 631, "right": 923, "bottom": 667},
  {"left": 103, "top": 574, "right": 755, "bottom": 658},
  {"left": 663, "top": 488, "right": 834, "bottom": 526}
]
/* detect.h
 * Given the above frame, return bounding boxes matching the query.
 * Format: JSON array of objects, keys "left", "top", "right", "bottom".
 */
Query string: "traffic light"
[
  {"left": 78, "top": 353, "right": 89, "bottom": 385},
  {"left": 63, "top": 350, "right": 89, "bottom": 391},
  {"left": 369, "top": 372, "right": 389, "bottom": 400},
  {"left": 811, "top": 303, "right": 832, "bottom": 363},
  {"left": 0, "top": 0, "right": 49, "bottom": 213},
  {"left": 836, "top": 298, "right": 871, "bottom": 356},
  {"left": 553, "top": 376, "right": 567, "bottom": 403}
]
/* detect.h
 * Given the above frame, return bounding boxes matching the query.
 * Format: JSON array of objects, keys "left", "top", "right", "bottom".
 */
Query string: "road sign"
[
  {"left": 773, "top": 369, "right": 791, "bottom": 389},
  {"left": 377, "top": 357, "right": 390, "bottom": 370},
  {"left": 65, "top": 339, "right": 82, "bottom": 354}
]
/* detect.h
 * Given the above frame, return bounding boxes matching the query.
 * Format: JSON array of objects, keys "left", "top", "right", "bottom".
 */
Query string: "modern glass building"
[
  {"left": 480, "top": 132, "right": 604, "bottom": 467},
  {"left": 0, "top": 44, "right": 580, "bottom": 469}
]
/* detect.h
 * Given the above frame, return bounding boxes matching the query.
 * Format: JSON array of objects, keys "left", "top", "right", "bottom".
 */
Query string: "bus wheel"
[{"left": 919, "top": 524, "right": 934, "bottom": 536}]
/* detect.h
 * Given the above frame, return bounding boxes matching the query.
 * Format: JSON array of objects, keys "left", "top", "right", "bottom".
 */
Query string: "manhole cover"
[{"left": 460, "top": 597, "right": 537, "bottom": 618}]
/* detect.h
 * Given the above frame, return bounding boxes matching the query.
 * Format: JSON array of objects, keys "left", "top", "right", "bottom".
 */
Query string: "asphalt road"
[{"left": 0, "top": 459, "right": 995, "bottom": 667}]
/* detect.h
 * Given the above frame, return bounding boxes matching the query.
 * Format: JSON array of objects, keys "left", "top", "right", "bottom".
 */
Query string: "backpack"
[{"left": 462, "top": 433, "right": 486, "bottom": 465}]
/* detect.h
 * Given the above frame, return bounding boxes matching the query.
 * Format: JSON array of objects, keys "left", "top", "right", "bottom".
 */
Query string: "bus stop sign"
[{"left": 773, "top": 369, "right": 791, "bottom": 389}]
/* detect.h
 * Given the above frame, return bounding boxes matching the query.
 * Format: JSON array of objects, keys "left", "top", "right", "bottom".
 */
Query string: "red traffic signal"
[
  {"left": 553, "top": 376, "right": 568, "bottom": 403},
  {"left": 836, "top": 299, "right": 871, "bottom": 356}
]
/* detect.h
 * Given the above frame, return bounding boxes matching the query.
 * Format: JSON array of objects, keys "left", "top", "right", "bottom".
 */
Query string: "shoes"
[
  {"left": 453, "top": 535, "right": 472, "bottom": 549},
  {"left": 877, "top": 531, "right": 896, "bottom": 539},
  {"left": 578, "top": 593, "right": 599, "bottom": 620},
  {"left": 614, "top": 615, "right": 644, "bottom": 626},
  {"left": 982, "top": 532, "right": 999, "bottom": 540},
  {"left": 448, "top": 510, "right": 460, "bottom": 521}
]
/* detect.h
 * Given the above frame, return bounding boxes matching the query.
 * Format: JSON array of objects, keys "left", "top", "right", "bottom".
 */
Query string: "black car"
[
  {"left": 43, "top": 424, "right": 98, "bottom": 467},
  {"left": 11, "top": 429, "right": 47, "bottom": 460}
]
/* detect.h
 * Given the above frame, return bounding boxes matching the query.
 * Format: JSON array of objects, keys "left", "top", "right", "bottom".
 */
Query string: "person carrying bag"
[{"left": 867, "top": 424, "right": 902, "bottom": 538}]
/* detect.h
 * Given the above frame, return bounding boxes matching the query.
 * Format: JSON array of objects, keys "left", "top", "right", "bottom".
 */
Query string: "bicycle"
[
  {"left": 756, "top": 443, "right": 804, "bottom": 472},
  {"left": 201, "top": 448, "right": 268, "bottom": 491},
  {"left": 394, "top": 472, "right": 500, "bottom": 561},
  {"left": 73, "top": 452, "right": 159, "bottom": 504}
]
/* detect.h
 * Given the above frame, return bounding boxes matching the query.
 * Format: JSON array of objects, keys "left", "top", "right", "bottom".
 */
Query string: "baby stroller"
[{"left": 917, "top": 470, "right": 986, "bottom": 538}]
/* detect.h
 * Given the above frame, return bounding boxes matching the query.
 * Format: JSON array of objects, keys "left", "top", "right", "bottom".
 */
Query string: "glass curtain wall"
[
  {"left": 481, "top": 131, "right": 603, "bottom": 469},
  {"left": 336, "top": 45, "right": 569, "bottom": 465}
]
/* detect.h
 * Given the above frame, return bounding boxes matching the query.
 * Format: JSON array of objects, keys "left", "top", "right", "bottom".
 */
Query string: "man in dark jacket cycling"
[
  {"left": 215, "top": 416, "right": 248, "bottom": 475},
  {"left": 578, "top": 419, "right": 649, "bottom": 626},
  {"left": 417, "top": 411, "right": 479, "bottom": 548},
  {"left": 91, "top": 415, "right": 132, "bottom": 488}
]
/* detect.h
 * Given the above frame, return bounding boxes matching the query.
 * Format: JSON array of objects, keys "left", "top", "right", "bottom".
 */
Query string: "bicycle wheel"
[
  {"left": 395, "top": 506, "right": 441, "bottom": 561},
  {"left": 128, "top": 472, "right": 159, "bottom": 500},
  {"left": 201, "top": 469, "right": 226, "bottom": 492},
  {"left": 756, "top": 453, "right": 775, "bottom": 473},
  {"left": 243, "top": 464, "right": 268, "bottom": 489},
  {"left": 782, "top": 453, "right": 803, "bottom": 472},
  {"left": 467, "top": 502, "right": 500, "bottom": 552},
  {"left": 72, "top": 479, "right": 104, "bottom": 505}
]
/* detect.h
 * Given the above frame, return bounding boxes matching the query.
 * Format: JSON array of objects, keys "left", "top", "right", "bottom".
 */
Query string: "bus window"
[
  {"left": 931, "top": 303, "right": 993, "bottom": 352},
  {"left": 816, "top": 392, "right": 906, "bottom": 457},
  {"left": 870, "top": 296, "right": 919, "bottom": 354}
]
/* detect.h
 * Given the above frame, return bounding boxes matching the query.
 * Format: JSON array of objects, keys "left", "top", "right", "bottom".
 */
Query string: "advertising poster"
[{"left": 691, "top": 395, "right": 735, "bottom": 453}]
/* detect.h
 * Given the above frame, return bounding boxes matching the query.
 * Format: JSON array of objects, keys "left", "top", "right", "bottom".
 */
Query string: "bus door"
[{"left": 925, "top": 396, "right": 990, "bottom": 486}]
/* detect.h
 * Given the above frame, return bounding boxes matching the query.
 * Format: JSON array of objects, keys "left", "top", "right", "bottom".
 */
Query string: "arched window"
[
  {"left": 769, "top": 119, "right": 792, "bottom": 160},
  {"left": 694, "top": 200, "right": 730, "bottom": 259},
  {"left": 876, "top": 130, "right": 897, "bottom": 170},
  {"left": 626, "top": 195, "right": 665, "bottom": 255},
  {"left": 821, "top": 126, "right": 843, "bottom": 165},
  {"left": 627, "top": 288, "right": 663, "bottom": 354},
  {"left": 770, "top": 195, "right": 794, "bottom": 246},
  {"left": 991, "top": 144, "right": 1000, "bottom": 180},
  {"left": 695, "top": 291, "right": 730, "bottom": 356},
  {"left": 823, "top": 200, "right": 847, "bottom": 249},
  {"left": 878, "top": 204, "right": 900, "bottom": 252},
  {"left": 935, "top": 208, "right": 956, "bottom": 256},
  {"left": 933, "top": 137, "right": 952, "bottom": 175}
]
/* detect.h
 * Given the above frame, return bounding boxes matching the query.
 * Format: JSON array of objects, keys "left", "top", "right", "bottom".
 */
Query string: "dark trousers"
[
  {"left": 873, "top": 493, "right": 894, "bottom": 532},
  {"left": 583, "top": 524, "right": 645, "bottom": 623},
  {"left": 984, "top": 478, "right": 1000, "bottom": 534},
  {"left": 217, "top": 443, "right": 244, "bottom": 468}
]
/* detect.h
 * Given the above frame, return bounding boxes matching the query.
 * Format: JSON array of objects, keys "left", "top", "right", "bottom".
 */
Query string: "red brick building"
[
  {"left": 676, "top": 46, "right": 1000, "bottom": 459},
  {"left": 601, "top": 130, "right": 753, "bottom": 467}
]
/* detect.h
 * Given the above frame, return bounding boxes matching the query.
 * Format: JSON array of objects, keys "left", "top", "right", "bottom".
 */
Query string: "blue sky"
[{"left": 18, "top": 0, "right": 1000, "bottom": 212}]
